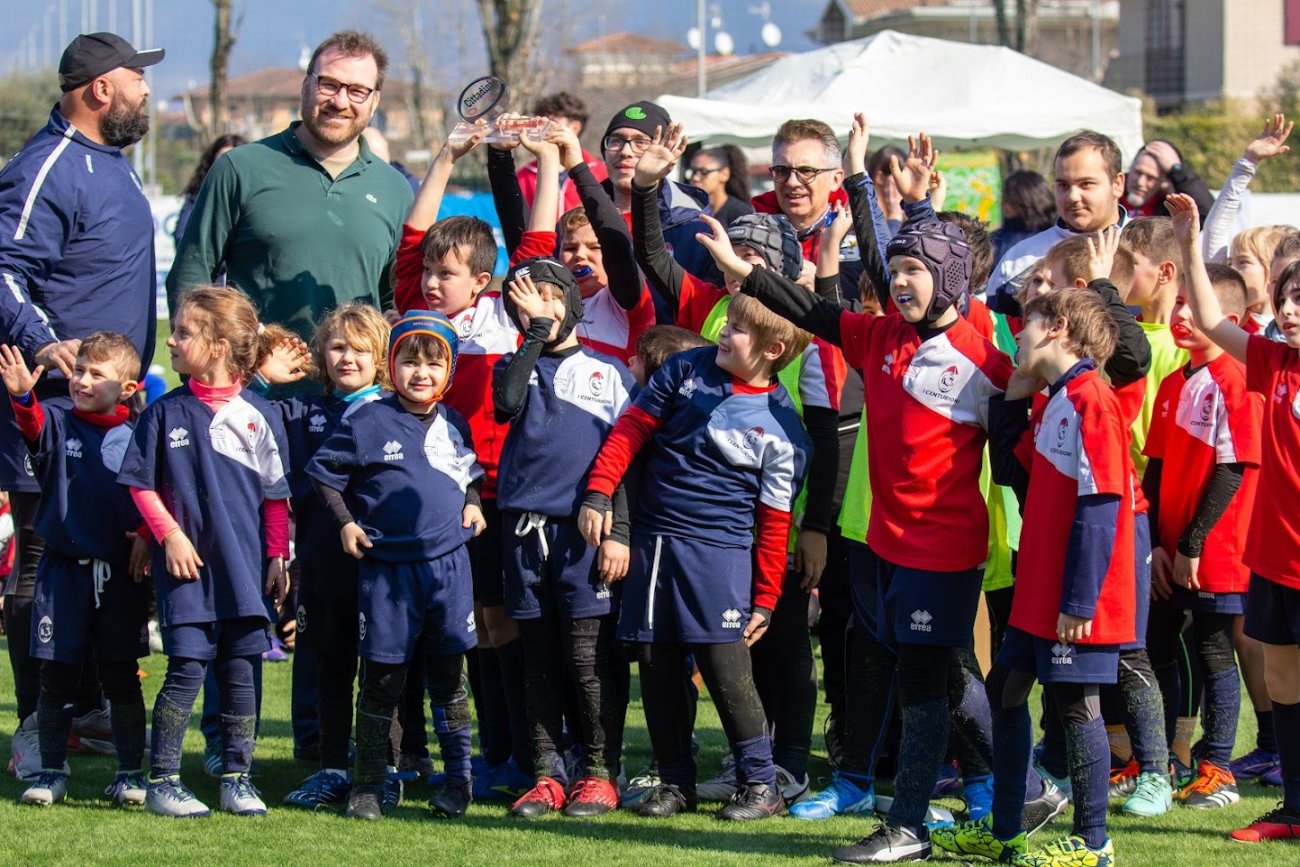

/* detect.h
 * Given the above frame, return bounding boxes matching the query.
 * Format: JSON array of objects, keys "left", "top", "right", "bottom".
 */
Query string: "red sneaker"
[
  {"left": 511, "top": 776, "right": 566, "bottom": 818},
  {"left": 1231, "top": 803, "right": 1300, "bottom": 842},
  {"left": 564, "top": 775, "right": 619, "bottom": 817}
]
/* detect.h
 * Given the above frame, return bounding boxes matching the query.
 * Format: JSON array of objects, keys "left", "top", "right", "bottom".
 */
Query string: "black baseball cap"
[{"left": 58, "top": 32, "right": 164, "bottom": 92}]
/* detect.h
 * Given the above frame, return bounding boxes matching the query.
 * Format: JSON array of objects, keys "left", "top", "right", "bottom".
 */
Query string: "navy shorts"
[
  {"left": 1167, "top": 585, "right": 1247, "bottom": 615},
  {"left": 358, "top": 546, "right": 477, "bottom": 663},
  {"left": 164, "top": 616, "right": 270, "bottom": 661},
  {"left": 1120, "top": 513, "right": 1152, "bottom": 651},
  {"left": 296, "top": 562, "right": 359, "bottom": 653},
  {"left": 502, "top": 511, "right": 616, "bottom": 621},
  {"left": 30, "top": 551, "right": 148, "bottom": 663},
  {"left": 469, "top": 499, "right": 505, "bottom": 608},
  {"left": 875, "top": 557, "right": 983, "bottom": 651},
  {"left": 1244, "top": 572, "right": 1300, "bottom": 646},
  {"left": 997, "top": 626, "right": 1120, "bottom": 685},
  {"left": 618, "top": 532, "right": 750, "bottom": 644}
]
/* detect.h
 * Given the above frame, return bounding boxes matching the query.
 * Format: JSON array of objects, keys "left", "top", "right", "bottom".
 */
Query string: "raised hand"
[
  {"left": 544, "top": 122, "right": 586, "bottom": 170},
  {"left": 928, "top": 170, "right": 947, "bottom": 211},
  {"left": 518, "top": 122, "right": 560, "bottom": 163},
  {"left": 1244, "top": 113, "right": 1293, "bottom": 163},
  {"left": 824, "top": 201, "right": 853, "bottom": 249},
  {"left": 1163, "top": 193, "right": 1201, "bottom": 249},
  {"left": 694, "top": 214, "right": 753, "bottom": 283},
  {"left": 889, "top": 133, "right": 938, "bottom": 204},
  {"left": 634, "top": 123, "right": 689, "bottom": 188},
  {"left": 442, "top": 121, "right": 486, "bottom": 160},
  {"left": 847, "top": 112, "right": 870, "bottom": 175},
  {"left": 0, "top": 345, "right": 43, "bottom": 397},
  {"left": 507, "top": 272, "right": 552, "bottom": 324},
  {"left": 1085, "top": 226, "right": 1122, "bottom": 283},
  {"left": 1142, "top": 140, "right": 1181, "bottom": 174},
  {"left": 258, "top": 337, "right": 311, "bottom": 385}
]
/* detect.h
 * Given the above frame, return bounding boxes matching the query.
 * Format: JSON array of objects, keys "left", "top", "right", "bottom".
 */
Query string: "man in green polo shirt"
[{"left": 167, "top": 29, "right": 414, "bottom": 339}]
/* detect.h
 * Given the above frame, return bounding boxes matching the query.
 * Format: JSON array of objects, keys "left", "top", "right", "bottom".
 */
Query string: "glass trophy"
[{"left": 446, "top": 75, "right": 550, "bottom": 145}]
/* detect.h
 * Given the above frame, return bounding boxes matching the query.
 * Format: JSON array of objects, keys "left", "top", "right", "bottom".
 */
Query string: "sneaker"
[
  {"left": 428, "top": 779, "right": 472, "bottom": 818},
  {"left": 219, "top": 772, "right": 266, "bottom": 816},
  {"left": 620, "top": 763, "right": 661, "bottom": 808},
  {"left": 1230, "top": 747, "right": 1281, "bottom": 782},
  {"left": 20, "top": 770, "right": 69, "bottom": 806},
  {"left": 263, "top": 636, "right": 289, "bottom": 662},
  {"left": 1020, "top": 778, "right": 1069, "bottom": 835},
  {"left": 832, "top": 822, "right": 932, "bottom": 863},
  {"left": 1170, "top": 754, "right": 1195, "bottom": 789},
  {"left": 283, "top": 769, "right": 351, "bottom": 810},
  {"left": 776, "top": 764, "right": 810, "bottom": 803},
  {"left": 564, "top": 775, "right": 619, "bottom": 817},
  {"left": 874, "top": 794, "right": 956, "bottom": 828},
  {"left": 636, "top": 782, "right": 697, "bottom": 818},
  {"left": 1230, "top": 802, "right": 1300, "bottom": 842},
  {"left": 563, "top": 743, "right": 585, "bottom": 786},
  {"left": 147, "top": 618, "right": 164, "bottom": 654},
  {"left": 345, "top": 785, "right": 383, "bottom": 821},
  {"left": 1107, "top": 757, "right": 1138, "bottom": 798},
  {"left": 718, "top": 781, "right": 784, "bottom": 821},
  {"left": 1261, "top": 763, "right": 1284, "bottom": 788},
  {"left": 963, "top": 775, "right": 994, "bottom": 822},
  {"left": 104, "top": 771, "right": 148, "bottom": 806},
  {"left": 696, "top": 753, "right": 738, "bottom": 801},
  {"left": 790, "top": 772, "right": 875, "bottom": 820},
  {"left": 1015, "top": 834, "right": 1114, "bottom": 866},
  {"left": 145, "top": 774, "right": 211, "bottom": 818},
  {"left": 71, "top": 707, "right": 116, "bottom": 755},
  {"left": 1032, "top": 759, "right": 1072, "bottom": 799},
  {"left": 1121, "top": 770, "right": 1172, "bottom": 817},
  {"left": 8, "top": 713, "right": 45, "bottom": 780},
  {"left": 931, "top": 814, "right": 1028, "bottom": 861},
  {"left": 203, "top": 740, "right": 223, "bottom": 778},
  {"left": 472, "top": 757, "right": 534, "bottom": 801},
  {"left": 512, "top": 776, "right": 566, "bottom": 817},
  {"left": 426, "top": 753, "right": 491, "bottom": 789},
  {"left": 1179, "top": 760, "right": 1240, "bottom": 809},
  {"left": 398, "top": 752, "right": 434, "bottom": 779},
  {"left": 932, "top": 760, "right": 961, "bottom": 797},
  {"left": 382, "top": 771, "right": 404, "bottom": 813}
]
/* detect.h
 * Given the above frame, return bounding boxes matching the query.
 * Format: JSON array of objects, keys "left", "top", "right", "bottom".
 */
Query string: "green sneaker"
[
  {"left": 1014, "top": 834, "right": 1113, "bottom": 866},
  {"left": 931, "top": 814, "right": 1028, "bottom": 861},
  {"left": 1121, "top": 770, "right": 1171, "bottom": 817}
]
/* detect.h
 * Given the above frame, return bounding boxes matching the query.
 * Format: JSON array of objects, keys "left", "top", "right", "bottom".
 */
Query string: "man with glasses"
[{"left": 168, "top": 29, "right": 413, "bottom": 342}]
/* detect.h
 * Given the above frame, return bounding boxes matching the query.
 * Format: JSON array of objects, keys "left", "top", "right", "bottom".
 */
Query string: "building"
[{"left": 569, "top": 32, "right": 690, "bottom": 90}]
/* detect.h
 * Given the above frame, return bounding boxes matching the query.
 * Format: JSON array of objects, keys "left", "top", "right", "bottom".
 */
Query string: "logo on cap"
[{"left": 625, "top": 106, "right": 647, "bottom": 120}]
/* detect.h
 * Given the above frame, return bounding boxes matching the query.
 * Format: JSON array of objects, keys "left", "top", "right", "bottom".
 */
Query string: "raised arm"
[
  {"left": 1202, "top": 114, "right": 1292, "bottom": 262},
  {"left": 406, "top": 133, "right": 484, "bottom": 234},
  {"left": 630, "top": 124, "right": 694, "bottom": 312},
  {"left": 1166, "top": 193, "right": 1248, "bottom": 363},
  {"left": 842, "top": 113, "right": 892, "bottom": 302}
]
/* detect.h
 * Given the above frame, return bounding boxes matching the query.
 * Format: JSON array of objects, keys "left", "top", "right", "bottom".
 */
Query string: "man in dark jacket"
[{"left": 1125, "top": 139, "right": 1214, "bottom": 219}]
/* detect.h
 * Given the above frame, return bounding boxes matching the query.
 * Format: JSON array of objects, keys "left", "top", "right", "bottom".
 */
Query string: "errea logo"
[
  {"left": 308, "top": 413, "right": 327, "bottom": 433},
  {"left": 1051, "top": 642, "right": 1073, "bottom": 665},
  {"left": 169, "top": 427, "right": 191, "bottom": 448},
  {"left": 678, "top": 379, "right": 697, "bottom": 398},
  {"left": 909, "top": 609, "right": 933, "bottom": 632},
  {"left": 65, "top": 438, "right": 83, "bottom": 459},
  {"left": 383, "top": 440, "right": 404, "bottom": 461},
  {"left": 721, "top": 608, "right": 743, "bottom": 629},
  {"left": 466, "top": 611, "right": 476, "bottom": 633}
]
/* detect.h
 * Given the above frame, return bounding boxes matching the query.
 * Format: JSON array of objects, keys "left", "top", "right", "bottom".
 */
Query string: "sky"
[{"left": 0, "top": 0, "right": 828, "bottom": 103}]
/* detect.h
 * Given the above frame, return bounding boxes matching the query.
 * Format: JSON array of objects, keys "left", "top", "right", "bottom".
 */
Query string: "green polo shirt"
[{"left": 167, "top": 123, "right": 414, "bottom": 339}]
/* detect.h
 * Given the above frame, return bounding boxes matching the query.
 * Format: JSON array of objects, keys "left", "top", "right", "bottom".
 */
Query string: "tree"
[
  {"left": 991, "top": 0, "right": 1041, "bottom": 55},
  {"left": 207, "top": 0, "right": 242, "bottom": 140},
  {"left": 379, "top": 0, "right": 448, "bottom": 150},
  {"left": 0, "top": 73, "right": 59, "bottom": 165},
  {"left": 476, "top": 0, "right": 547, "bottom": 104}
]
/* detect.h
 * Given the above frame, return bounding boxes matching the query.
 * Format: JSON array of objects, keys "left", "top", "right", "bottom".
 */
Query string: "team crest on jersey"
[
  {"left": 721, "top": 608, "right": 742, "bottom": 629},
  {"left": 1197, "top": 392, "right": 1214, "bottom": 424},
  {"left": 1050, "top": 642, "right": 1073, "bottom": 664},
  {"left": 24, "top": 453, "right": 33, "bottom": 477},
  {"left": 742, "top": 426, "right": 765, "bottom": 451},
  {"left": 458, "top": 316, "right": 475, "bottom": 338},
  {"left": 65, "top": 438, "right": 83, "bottom": 459},
  {"left": 37, "top": 615, "right": 53, "bottom": 643},
  {"left": 296, "top": 605, "right": 307, "bottom": 633},
  {"left": 909, "top": 609, "right": 933, "bottom": 632},
  {"left": 383, "top": 440, "right": 404, "bottom": 461},
  {"left": 358, "top": 611, "right": 367, "bottom": 641},
  {"left": 938, "top": 365, "right": 960, "bottom": 394},
  {"left": 168, "top": 427, "right": 190, "bottom": 448},
  {"left": 1050, "top": 417, "right": 1072, "bottom": 455},
  {"left": 308, "top": 413, "right": 327, "bottom": 433},
  {"left": 678, "top": 379, "right": 697, "bottom": 398},
  {"left": 589, "top": 371, "right": 605, "bottom": 397}
]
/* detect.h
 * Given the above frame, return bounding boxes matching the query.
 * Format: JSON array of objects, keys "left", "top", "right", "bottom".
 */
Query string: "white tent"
[{"left": 658, "top": 30, "right": 1144, "bottom": 162}]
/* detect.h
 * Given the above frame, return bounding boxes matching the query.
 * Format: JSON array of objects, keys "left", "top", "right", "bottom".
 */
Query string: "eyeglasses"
[
  {"left": 311, "top": 73, "right": 378, "bottom": 104},
  {"left": 685, "top": 166, "right": 723, "bottom": 180},
  {"left": 769, "top": 164, "right": 838, "bottom": 184},
  {"left": 604, "top": 135, "right": 653, "bottom": 155}
]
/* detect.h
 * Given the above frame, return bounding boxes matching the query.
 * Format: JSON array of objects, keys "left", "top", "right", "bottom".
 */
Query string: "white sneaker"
[
  {"left": 20, "top": 770, "right": 69, "bottom": 805},
  {"left": 146, "top": 774, "right": 211, "bottom": 818},
  {"left": 104, "top": 771, "right": 149, "bottom": 806},
  {"left": 620, "top": 763, "right": 660, "bottom": 808},
  {"left": 9, "top": 714, "right": 61, "bottom": 780},
  {"left": 873, "top": 793, "right": 957, "bottom": 827},
  {"left": 697, "top": 753, "right": 739, "bottom": 801},
  {"left": 776, "top": 764, "right": 810, "bottom": 803},
  {"left": 71, "top": 707, "right": 116, "bottom": 755},
  {"left": 219, "top": 773, "right": 267, "bottom": 815}
]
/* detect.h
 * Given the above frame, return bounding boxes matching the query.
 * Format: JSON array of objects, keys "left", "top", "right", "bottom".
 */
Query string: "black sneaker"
[
  {"left": 1021, "top": 777, "right": 1070, "bottom": 835},
  {"left": 832, "top": 823, "right": 932, "bottom": 863},
  {"left": 718, "top": 781, "right": 784, "bottom": 821},
  {"left": 636, "top": 782, "right": 698, "bottom": 818},
  {"left": 428, "top": 780, "right": 471, "bottom": 818},
  {"left": 345, "top": 785, "right": 383, "bottom": 821}
]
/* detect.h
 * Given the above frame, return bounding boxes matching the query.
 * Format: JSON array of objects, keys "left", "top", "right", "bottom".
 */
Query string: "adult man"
[
  {"left": 168, "top": 30, "right": 413, "bottom": 340},
  {"left": 753, "top": 119, "right": 849, "bottom": 266},
  {"left": 0, "top": 30, "right": 164, "bottom": 775},
  {"left": 516, "top": 91, "right": 607, "bottom": 216},
  {"left": 1125, "top": 139, "right": 1213, "bottom": 219}
]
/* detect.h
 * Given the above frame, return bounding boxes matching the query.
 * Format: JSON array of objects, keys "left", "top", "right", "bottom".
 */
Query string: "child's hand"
[
  {"left": 633, "top": 123, "right": 688, "bottom": 189},
  {"left": 1150, "top": 545, "right": 1174, "bottom": 600},
  {"left": 597, "top": 539, "right": 629, "bottom": 584},
  {"left": 794, "top": 259, "right": 817, "bottom": 293},
  {"left": 824, "top": 202, "right": 853, "bottom": 250},
  {"left": 257, "top": 337, "right": 311, "bottom": 385},
  {"left": 0, "top": 345, "right": 43, "bottom": 397},
  {"left": 795, "top": 529, "right": 827, "bottom": 591},
  {"left": 462, "top": 503, "right": 486, "bottom": 537},
  {"left": 1004, "top": 367, "right": 1046, "bottom": 401},
  {"left": 264, "top": 557, "right": 287, "bottom": 610},
  {"left": 928, "top": 170, "right": 947, "bottom": 211},
  {"left": 889, "top": 133, "right": 938, "bottom": 204},
  {"left": 507, "top": 272, "right": 553, "bottom": 326},
  {"left": 694, "top": 214, "right": 755, "bottom": 283},
  {"left": 742, "top": 609, "right": 770, "bottom": 647},
  {"left": 487, "top": 113, "right": 523, "bottom": 151},
  {"left": 1172, "top": 552, "right": 1200, "bottom": 591},
  {"left": 163, "top": 528, "right": 204, "bottom": 580},
  {"left": 1084, "top": 226, "right": 1121, "bottom": 284},
  {"left": 340, "top": 521, "right": 372, "bottom": 559},
  {"left": 1056, "top": 613, "right": 1093, "bottom": 644},
  {"left": 544, "top": 123, "right": 585, "bottom": 171},
  {"left": 126, "top": 531, "right": 150, "bottom": 583},
  {"left": 1163, "top": 193, "right": 1201, "bottom": 249},
  {"left": 578, "top": 504, "right": 610, "bottom": 548},
  {"left": 846, "top": 112, "right": 870, "bottom": 175},
  {"left": 518, "top": 123, "right": 560, "bottom": 164},
  {"left": 442, "top": 122, "right": 486, "bottom": 159},
  {"left": 1244, "top": 113, "right": 1293, "bottom": 163}
]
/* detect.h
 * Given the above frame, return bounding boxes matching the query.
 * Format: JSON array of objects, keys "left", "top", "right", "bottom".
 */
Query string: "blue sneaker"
[
  {"left": 283, "top": 770, "right": 351, "bottom": 810},
  {"left": 1033, "top": 758, "right": 1072, "bottom": 799},
  {"left": 1230, "top": 747, "right": 1281, "bottom": 782},
  {"left": 471, "top": 757, "right": 534, "bottom": 801},
  {"left": 789, "top": 772, "right": 875, "bottom": 820},
  {"left": 382, "top": 768, "right": 404, "bottom": 813},
  {"left": 932, "top": 760, "right": 961, "bottom": 798},
  {"left": 962, "top": 774, "right": 993, "bottom": 822},
  {"left": 426, "top": 754, "right": 492, "bottom": 788}
]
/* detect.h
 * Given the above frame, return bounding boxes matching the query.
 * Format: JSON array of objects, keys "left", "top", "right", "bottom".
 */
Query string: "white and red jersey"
[
  {"left": 1012, "top": 370, "right": 1136, "bottom": 644},
  {"left": 1245, "top": 335, "right": 1300, "bottom": 588},
  {"left": 838, "top": 311, "right": 1013, "bottom": 572},
  {"left": 1144, "top": 356, "right": 1261, "bottom": 594}
]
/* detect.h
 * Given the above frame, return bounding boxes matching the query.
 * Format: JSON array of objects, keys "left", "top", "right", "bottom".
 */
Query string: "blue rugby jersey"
[
  {"left": 494, "top": 348, "right": 635, "bottom": 518},
  {"left": 116, "top": 385, "right": 291, "bottom": 626},
  {"left": 306, "top": 394, "right": 483, "bottom": 562}
]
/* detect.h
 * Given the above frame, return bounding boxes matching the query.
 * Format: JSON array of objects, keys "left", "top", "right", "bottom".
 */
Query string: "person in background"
[
  {"left": 173, "top": 134, "right": 247, "bottom": 249},
  {"left": 867, "top": 145, "right": 906, "bottom": 237},
  {"left": 685, "top": 145, "right": 754, "bottom": 228},
  {"left": 516, "top": 91, "right": 607, "bottom": 218},
  {"left": 991, "top": 170, "right": 1056, "bottom": 264},
  {"left": 1125, "top": 140, "right": 1213, "bottom": 221}
]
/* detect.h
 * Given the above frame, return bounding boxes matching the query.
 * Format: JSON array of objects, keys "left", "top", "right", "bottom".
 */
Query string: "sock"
[
  {"left": 950, "top": 656, "right": 995, "bottom": 779},
  {"left": 1120, "top": 651, "right": 1168, "bottom": 775},
  {"left": 1272, "top": 700, "right": 1300, "bottom": 812},
  {"left": 1039, "top": 701, "right": 1068, "bottom": 779},
  {"left": 473, "top": 647, "right": 510, "bottom": 765},
  {"left": 1256, "top": 709, "right": 1278, "bottom": 754},
  {"left": 889, "top": 697, "right": 950, "bottom": 828},
  {"left": 496, "top": 638, "right": 531, "bottom": 770},
  {"left": 149, "top": 692, "right": 194, "bottom": 778},
  {"left": 1066, "top": 714, "right": 1111, "bottom": 851},
  {"left": 217, "top": 656, "right": 258, "bottom": 774},
  {"left": 1200, "top": 667, "right": 1240, "bottom": 767},
  {"left": 991, "top": 703, "right": 1031, "bottom": 841},
  {"left": 108, "top": 693, "right": 148, "bottom": 773},
  {"left": 1105, "top": 725, "right": 1132, "bottom": 764},
  {"left": 354, "top": 704, "right": 395, "bottom": 787},
  {"left": 1172, "top": 716, "right": 1197, "bottom": 768},
  {"left": 732, "top": 732, "right": 776, "bottom": 789}
]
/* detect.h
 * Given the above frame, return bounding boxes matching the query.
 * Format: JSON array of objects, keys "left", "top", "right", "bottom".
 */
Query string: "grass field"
[{"left": 0, "top": 638, "right": 1296, "bottom": 866}]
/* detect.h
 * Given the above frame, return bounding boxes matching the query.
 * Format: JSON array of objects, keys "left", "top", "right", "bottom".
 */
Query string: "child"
[
  {"left": 936, "top": 287, "right": 1132, "bottom": 866},
  {"left": 493, "top": 260, "right": 635, "bottom": 817},
  {"left": 307, "top": 311, "right": 484, "bottom": 821},
  {"left": 1143, "top": 263, "right": 1260, "bottom": 810},
  {"left": 580, "top": 293, "right": 811, "bottom": 822},
  {"left": 1229, "top": 226, "right": 1288, "bottom": 334},
  {"left": 117, "top": 287, "right": 292, "bottom": 818},
  {"left": 1166, "top": 192, "right": 1300, "bottom": 843},
  {"left": 0, "top": 335, "right": 148, "bottom": 807}
]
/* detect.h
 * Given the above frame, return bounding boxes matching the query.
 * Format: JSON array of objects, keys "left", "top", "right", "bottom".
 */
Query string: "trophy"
[{"left": 446, "top": 76, "right": 550, "bottom": 145}]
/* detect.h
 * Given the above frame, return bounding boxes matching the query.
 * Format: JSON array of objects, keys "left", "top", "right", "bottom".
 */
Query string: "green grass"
[{"left": 0, "top": 640, "right": 1295, "bottom": 866}]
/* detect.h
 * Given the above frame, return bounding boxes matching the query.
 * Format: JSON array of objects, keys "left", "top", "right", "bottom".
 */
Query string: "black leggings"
[
  {"left": 752, "top": 570, "right": 817, "bottom": 777},
  {"left": 354, "top": 654, "right": 469, "bottom": 786},
  {"left": 38, "top": 658, "right": 144, "bottom": 770}
]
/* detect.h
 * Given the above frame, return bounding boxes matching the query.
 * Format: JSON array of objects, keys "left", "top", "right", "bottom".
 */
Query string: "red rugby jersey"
[{"left": 1244, "top": 335, "right": 1300, "bottom": 588}]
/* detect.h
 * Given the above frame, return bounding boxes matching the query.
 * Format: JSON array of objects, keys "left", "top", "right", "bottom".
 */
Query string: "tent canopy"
[{"left": 658, "top": 30, "right": 1144, "bottom": 163}]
